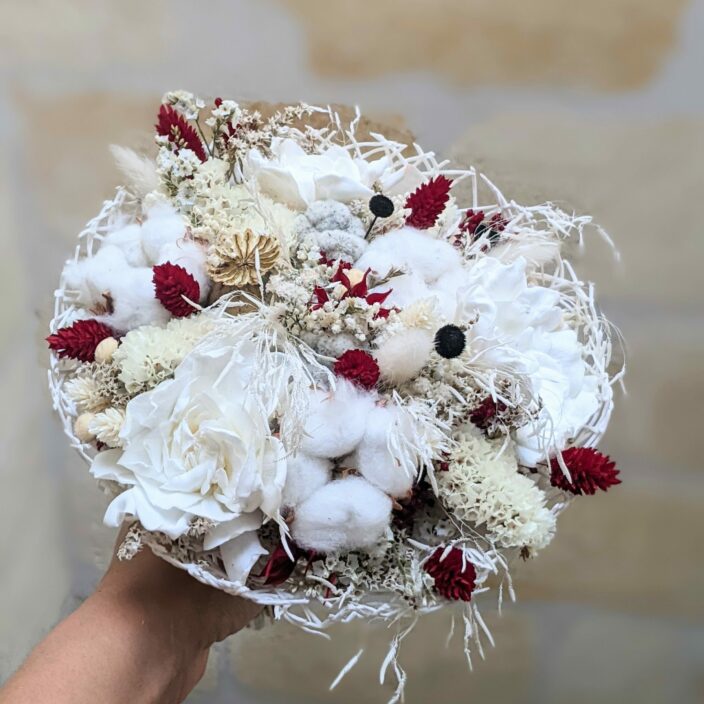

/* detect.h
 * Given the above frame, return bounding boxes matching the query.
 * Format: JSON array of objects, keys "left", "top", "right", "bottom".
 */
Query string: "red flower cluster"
[
  {"left": 454, "top": 209, "right": 507, "bottom": 248},
  {"left": 550, "top": 447, "right": 620, "bottom": 496},
  {"left": 153, "top": 262, "right": 200, "bottom": 317},
  {"left": 312, "top": 261, "right": 393, "bottom": 319},
  {"left": 469, "top": 395, "right": 506, "bottom": 430},
  {"left": 156, "top": 104, "right": 207, "bottom": 162},
  {"left": 405, "top": 176, "right": 452, "bottom": 229},
  {"left": 47, "top": 319, "right": 115, "bottom": 362},
  {"left": 334, "top": 349, "right": 380, "bottom": 390},
  {"left": 424, "top": 547, "right": 477, "bottom": 602}
]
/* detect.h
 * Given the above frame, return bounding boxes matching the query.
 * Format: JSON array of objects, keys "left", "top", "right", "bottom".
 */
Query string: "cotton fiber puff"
[
  {"left": 347, "top": 404, "right": 418, "bottom": 498},
  {"left": 356, "top": 226, "right": 462, "bottom": 284},
  {"left": 102, "top": 223, "right": 149, "bottom": 267},
  {"left": 294, "top": 200, "right": 367, "bottom": 262},
  {"left": 63, "top": 244, "right": 169, "bottom": 332},
  {"left": 299, "top": 379, "right": 376, "bottom": 458},
  {"left": 103, "top": 266, "right": 171, "bottom": 332},
  {"left": 291, "top": 476, "right": 392, "bottom": 553},
  {"left": 63, "top": 245, "right": 133, "bottom": 309},
  {"left": 281, "top": 453, "right": 333, "bottom": 508},
  {"left": 374, "top": 327, "right": 434, "bottom": 385},
  {"left": 140, "top": 204, "right": 188, "bottom": 264}
]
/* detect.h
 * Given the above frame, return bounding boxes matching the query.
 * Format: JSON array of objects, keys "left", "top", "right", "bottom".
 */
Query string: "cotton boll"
[
  {"left": 348, "top": 405, "right": 417, "bottom": 498},
  {"left": 378, "top": 272, "right": 430, "bottom": 311},
  {"left": 291, "top": 477, "right": 392, "bottom": 553},
  {"left": 302, "top": 331, "right": 360, "bottom": 359},
  {"left": 63, "top": 245, "right": 133, "bottom": 309},
  {"left": 157, "top": 241, "right": 211, "bottom": 302},
  {"left": 282, "top": 453, "right": 333, "bottom": 508},
  {"left": 356, "top": 227, "right": 462, "bottom": 284},
  {"left": 140, "top": 205, "right": 187, "bottom": 264},
  {"left": 102, "top": 223, "right": 149, "bottom": 267},
  {"left": 299, "top": 380, "right": 376, "bottom": 458},
  {"left": 374, "top": 327, "right": 434, "bottom": 385},
  {"left": 102, "top": 267, "right": 171, "bottom": 332}
]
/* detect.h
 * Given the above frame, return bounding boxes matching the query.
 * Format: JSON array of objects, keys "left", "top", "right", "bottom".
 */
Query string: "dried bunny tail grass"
[{"left": 109, "top": 145, "right": 159, "bottom": 199}]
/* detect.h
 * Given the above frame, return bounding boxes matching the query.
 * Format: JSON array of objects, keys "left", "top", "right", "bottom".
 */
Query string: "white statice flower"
[
  {"left": 89, "top": 407, "right": 126, "bottom": 448},
  {"left": 162, "top": 90, "right": 205, "bottom": 120},
  {"left": 247, "top": 138, "right": 408, "bottom": 209},
  {"left": 113, "top": 314, "right": 215, "bottom": 394},
  {"left": 91, "top": 337, "right": 288, "bottom": 584},
  {"left": 437, "top": 427, "right": 556, "bottom": 552},
  {"left": 453, "top": 256, "right": 608, "bottom": 466}
]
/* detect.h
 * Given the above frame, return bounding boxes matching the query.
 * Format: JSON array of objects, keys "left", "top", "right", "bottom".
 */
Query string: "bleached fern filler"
[{"left": 47, "top": 91, "right": 624, "bottom": 702}]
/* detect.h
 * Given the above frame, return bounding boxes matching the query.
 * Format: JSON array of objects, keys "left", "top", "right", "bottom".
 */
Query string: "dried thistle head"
[{"left": 207, "top": 229, "right": 280, "bottom": 287}]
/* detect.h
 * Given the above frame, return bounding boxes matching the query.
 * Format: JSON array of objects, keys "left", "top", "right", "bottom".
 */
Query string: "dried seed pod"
[{"left": 208, "top": 229, "right": 280, "bottom": 287}]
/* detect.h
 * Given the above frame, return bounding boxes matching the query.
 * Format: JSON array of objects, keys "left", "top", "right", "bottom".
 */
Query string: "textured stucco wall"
[{"left": 0, "top": 1, "right": 702, "bottom": 702}]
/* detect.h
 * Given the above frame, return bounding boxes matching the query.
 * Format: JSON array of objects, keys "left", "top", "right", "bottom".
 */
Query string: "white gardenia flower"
[
  {"left": 246, "top": 138, "right": 411, "bottom": 209},
  {"left": 91, "top": 337, "right": 287, "bottom": 583}
]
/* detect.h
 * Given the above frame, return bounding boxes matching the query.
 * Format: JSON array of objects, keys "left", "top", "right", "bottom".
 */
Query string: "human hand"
[{"left": 0, "top": 524, "right": 263, "bottom": 704}]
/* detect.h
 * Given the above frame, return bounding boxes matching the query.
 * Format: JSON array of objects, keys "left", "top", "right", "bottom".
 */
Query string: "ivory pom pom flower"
[
  {"left": 113, "top": 315, "right": 214, "bottom": 394},
  {"left": 437, "top": 428, "right": 555, "bottom": 552}
]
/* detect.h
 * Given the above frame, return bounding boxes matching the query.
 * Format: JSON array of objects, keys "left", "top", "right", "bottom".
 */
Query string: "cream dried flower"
[
  {"left": 89, "top": 407, "right": 126, "bottom": 448},
  {"left": 114, "top": 315, "right": 214, "bottom": 394},
  {"left": 437, "top": 427, "right": 556, "bottom": 552},
  {"left": 207, "top": 229, "right": 280, "bottom": 287}
]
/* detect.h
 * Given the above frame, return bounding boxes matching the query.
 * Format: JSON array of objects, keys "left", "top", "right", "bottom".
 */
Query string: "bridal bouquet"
[{"left": 48, "top": 91, "right": 622, "bottom": 700}]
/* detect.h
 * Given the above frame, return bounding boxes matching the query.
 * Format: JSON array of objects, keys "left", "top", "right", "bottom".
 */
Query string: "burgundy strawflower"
[
  {"left": 155, "top": 104, "right": 207, "bottom": 162},
  {"left": 153, "top": 262, "right": 200, "bottom": 317},
  {"left": 405, "top": 176, "right": 452, "bottom": 229},
  {"left": 46, "top": 319, "right": 115, "bottom": 362},
  {"left": 334, "top": 349, "right": 380, "bottom": 390},
  {"left": 550, "top": 447, "right": 620, "bottom": 496},
  {"left": 424, "top": 547, "right": 477, "bottom": 602}
]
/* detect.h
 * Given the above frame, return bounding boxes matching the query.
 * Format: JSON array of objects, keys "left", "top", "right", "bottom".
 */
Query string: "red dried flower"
[
  {"left": 155, "top": 104, "right": 207, "bottom": 162},
  {"left": 424, "top": 547, "right": 477, "bottom": 602},
  {"left": 405, "top": 175, "right": 452, "bottom": 229},
  {"left": 550, "top": 447, "right": 621, "bottom": 496},
  {"left": 46, "top": 319, "right": 115, "bottom": 362},
  {"left": 153, "top": 262, "right": 200, "bottom": 317},
  {"left": 258, "top": 542, "right": 303, "bottom": 586},
  {"left": 334, "top": 349, "right": 380, "bottom": 390},
  {"left": 469, "top": 396, "right": 507, "bottom": 430},
  {"left": 312, "top": 262, "right": 392, "bottom": 319}
]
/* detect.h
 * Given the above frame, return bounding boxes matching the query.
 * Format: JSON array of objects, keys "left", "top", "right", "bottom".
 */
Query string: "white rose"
[
  {"left": 91, "top": 338, "right": 287, "bottom": 582},
  {"left": 246, "top": 138, "right": 415, "bottom": 209}
]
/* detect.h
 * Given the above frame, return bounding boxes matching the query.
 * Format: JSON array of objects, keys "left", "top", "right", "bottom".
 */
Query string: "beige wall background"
[{"left": 0, "top": 1, "right": 703, "bottom": 702}]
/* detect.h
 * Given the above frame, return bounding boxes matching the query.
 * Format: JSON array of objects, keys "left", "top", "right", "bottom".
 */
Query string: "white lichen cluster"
[{"left": 437, "top": 427, "right": 556, "bottom": 552}]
